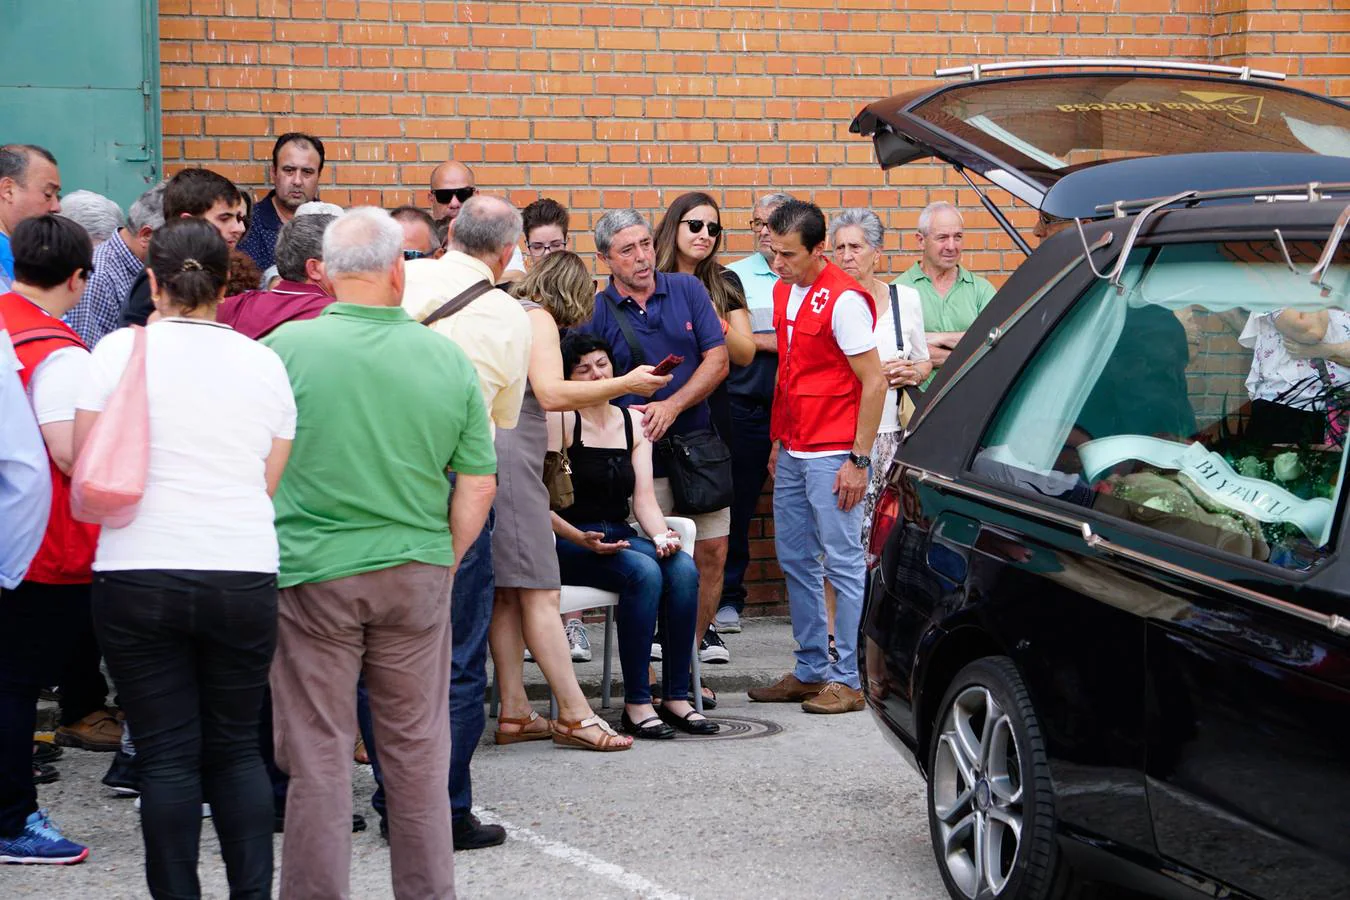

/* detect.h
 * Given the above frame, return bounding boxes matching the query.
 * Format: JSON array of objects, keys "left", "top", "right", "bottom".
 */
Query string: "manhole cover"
[{"left": 668, "top": 714, "right": 782, "bottom": 742}]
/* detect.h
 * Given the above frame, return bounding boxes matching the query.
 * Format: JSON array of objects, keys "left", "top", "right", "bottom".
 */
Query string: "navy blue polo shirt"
[
  {"left": 237, "top": 190, "right": 284, "bottom": 272},
  {"left": 581, "top": 271, "right": 726, "bottom": 453}
]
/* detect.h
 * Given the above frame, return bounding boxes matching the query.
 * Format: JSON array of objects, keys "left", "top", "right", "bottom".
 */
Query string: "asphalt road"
[{"left": 8, "top": 694, "right": 948, "bottom": 899}]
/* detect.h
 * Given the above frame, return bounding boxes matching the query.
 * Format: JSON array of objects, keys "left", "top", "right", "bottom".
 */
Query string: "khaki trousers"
[{"left": 271, "top": 562, "right": 456, "bottom": 900}]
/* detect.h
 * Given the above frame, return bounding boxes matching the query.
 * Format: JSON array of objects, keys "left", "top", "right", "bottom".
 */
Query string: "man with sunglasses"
[
  {"left": 391, "top": 206, "right": 443, "bottom": 261},
  {"left": 427, "top": 162, "right": 526, "bottom": 281}
]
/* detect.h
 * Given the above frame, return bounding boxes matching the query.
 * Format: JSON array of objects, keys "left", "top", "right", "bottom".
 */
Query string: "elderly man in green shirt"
[{"left": 894, "top": 201, "right": 997, "bottom": 388}]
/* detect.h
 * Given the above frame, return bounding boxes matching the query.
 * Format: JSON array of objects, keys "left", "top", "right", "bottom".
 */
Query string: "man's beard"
[{"left": 276, "top": 191, "right": 309, "bottom": 212}]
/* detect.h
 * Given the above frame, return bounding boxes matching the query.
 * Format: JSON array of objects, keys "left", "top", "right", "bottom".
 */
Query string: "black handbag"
[
  {"left": 603, "top": 295, "right": 734, "bottom": 515},
  {"left": 658, "top": 428, "right": 734, "bottom": 514}
]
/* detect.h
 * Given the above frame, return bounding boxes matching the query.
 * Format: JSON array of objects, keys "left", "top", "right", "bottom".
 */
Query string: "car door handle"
[{"left": 1079, "top": 522, "right": 1350, "bottom": 637}]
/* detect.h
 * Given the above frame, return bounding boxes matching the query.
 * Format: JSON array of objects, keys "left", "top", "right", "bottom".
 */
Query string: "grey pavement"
[{"left": 16, "top": 618, "right": 949, "bottom": 899}]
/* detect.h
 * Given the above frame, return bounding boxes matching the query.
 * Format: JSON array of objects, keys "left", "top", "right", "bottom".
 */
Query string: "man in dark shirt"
[
  {"left": 237, "top": 133, "right": 325, "bottom": 272},
  {"left": 579, "top": 209, "right": 732, "bottom": 668}
]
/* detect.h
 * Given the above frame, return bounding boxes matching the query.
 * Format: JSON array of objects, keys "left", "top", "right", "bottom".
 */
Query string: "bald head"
[
  {"left": 448, "top": 194, "right": 522, "bottom": 280},
  {"left": 428, "top": 161, "right": 476, "bottom": 221}
]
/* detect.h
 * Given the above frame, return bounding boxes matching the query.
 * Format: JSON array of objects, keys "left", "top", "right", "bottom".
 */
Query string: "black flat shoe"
[
  {"left": 620, "top": 711, "right": 675, "bottom": 740},
  {"left": 657, "top": 705, "right": 720, "bottom": 735},
  {"left": 454, "top": 812, "right": 507, "bottom": 850}
]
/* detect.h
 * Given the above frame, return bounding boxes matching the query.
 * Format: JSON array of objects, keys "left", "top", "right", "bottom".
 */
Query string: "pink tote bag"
[{"left": 71, "top": 325, "right": 149, "bottom": 527}]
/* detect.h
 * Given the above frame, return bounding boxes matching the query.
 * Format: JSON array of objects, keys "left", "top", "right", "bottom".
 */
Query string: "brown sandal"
[
  {"left": 494, "top": 710, "right": 553, "bottom": 745},
  {"left": 551, "top": 714, "right": 633, "bottom": 752}
]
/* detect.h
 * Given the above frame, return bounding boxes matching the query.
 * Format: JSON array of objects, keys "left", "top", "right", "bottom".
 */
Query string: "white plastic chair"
[{"left": 489, "top": 516, "right": 703, "bottom": 717}]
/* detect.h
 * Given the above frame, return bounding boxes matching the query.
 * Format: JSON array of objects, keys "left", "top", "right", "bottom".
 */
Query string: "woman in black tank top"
[{"left": 551, "top": 334, "right": 718, "bottom": 738}]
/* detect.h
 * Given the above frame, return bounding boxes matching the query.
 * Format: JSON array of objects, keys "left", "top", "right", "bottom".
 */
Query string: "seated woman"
[{"left": 550, "top": 332, "right": 718, "bottom": 739}]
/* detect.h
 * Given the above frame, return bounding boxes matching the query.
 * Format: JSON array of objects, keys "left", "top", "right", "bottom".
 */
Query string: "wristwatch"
[{"left": 848, "top": 452, "right": 871, "bottom": 469}]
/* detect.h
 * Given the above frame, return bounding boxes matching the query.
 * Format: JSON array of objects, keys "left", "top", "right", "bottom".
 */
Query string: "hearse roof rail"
[{"left": 935, "top": 58, "right": 1287, "bottom": 82}]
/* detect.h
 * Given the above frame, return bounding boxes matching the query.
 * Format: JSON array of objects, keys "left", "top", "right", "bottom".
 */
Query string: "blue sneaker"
[{"left": 0, "top": 809, "right": 89, "bottom": 865}]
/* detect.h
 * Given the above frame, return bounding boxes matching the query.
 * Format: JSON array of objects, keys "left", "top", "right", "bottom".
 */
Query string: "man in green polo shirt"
[
  {"left": 262, "top": 207, "right": 496, "bottom": 900},
  {"left": 894, "top": 201, "right": 997, "bottom": 388}
]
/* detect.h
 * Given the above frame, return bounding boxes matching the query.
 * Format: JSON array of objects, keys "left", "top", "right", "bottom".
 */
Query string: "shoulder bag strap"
[
  {"left": 889, "top": 283, "right": 904, "bottom": 354},
  {"left": 602, "top": 295, "right": 646, "bottom": 370},
  {"left": 571, "top": 409, "right": 583, "bottom": 448},
  {"left": 420, "top": 279, "right": 494, "bottom": 329}
]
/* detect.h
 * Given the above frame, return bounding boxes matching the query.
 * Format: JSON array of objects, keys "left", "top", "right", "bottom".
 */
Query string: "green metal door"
[{"left": 0, "top": 0, "right": 161, "bottom": 210}]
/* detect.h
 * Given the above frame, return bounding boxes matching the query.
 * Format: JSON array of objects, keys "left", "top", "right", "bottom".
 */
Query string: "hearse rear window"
[
  {"left": 976, "top": 237, "right": 1350, "bottom": 572},
  {"left": 913, "top": 75, "right": 1350, "bottom": 187}
]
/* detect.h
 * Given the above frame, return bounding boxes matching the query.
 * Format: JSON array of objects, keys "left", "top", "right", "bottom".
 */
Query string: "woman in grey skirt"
[{"left": 490, "top": 251, "right": 669, "bottom": 751}]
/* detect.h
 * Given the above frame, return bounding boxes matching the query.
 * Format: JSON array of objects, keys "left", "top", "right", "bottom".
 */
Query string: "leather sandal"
[
  {"left": 494, "top": 710, "right": 553, "bottom": 745},
  {"left": 551, "top": 715, "right": 632, "bottom": 752}
]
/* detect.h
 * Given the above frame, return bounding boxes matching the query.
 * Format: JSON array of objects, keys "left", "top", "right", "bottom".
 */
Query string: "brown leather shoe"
[
  {"left": 54, "top": 711, "right": 122, "bottom": 751},
  {"left": 748, "top": 673, "right": 826, "bottom": 703},
  {"left": 801, "top": 682, "right": 865, "bottom": 714}
]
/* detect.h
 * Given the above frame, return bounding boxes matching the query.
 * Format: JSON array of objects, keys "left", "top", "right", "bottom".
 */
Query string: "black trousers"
[
  {"left": 93, "top": 569, "right": 277, "bottom": 900},
  {"left": 57, "top": 591, "right": 111, "bottom": 727},
  {"left": 0, "top": 580, "right": 87, "bottom": 837},
  {"left": 721, "top": 393, "right": 773, "bottom": 613}
]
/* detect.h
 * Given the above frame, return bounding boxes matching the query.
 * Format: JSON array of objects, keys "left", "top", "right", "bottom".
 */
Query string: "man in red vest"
[
  {"left": 0, "top": 214, "right": 98, "bottom": 864},
  {"left": 748, "top": 201, "right": 886, "bottom": 715}
]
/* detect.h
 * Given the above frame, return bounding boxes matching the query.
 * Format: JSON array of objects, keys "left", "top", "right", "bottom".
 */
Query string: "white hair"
[
  {"left": 917, "top": 201, "right": 963, "bottom": 236},
  {"left": 754, "top": 192, "right": 795, "bottom": 212},
  {"left": 829, "top": 208, "right": 884, "bottom": 250},
  {"left": 296, "top": 200, "right": 344, "bottom": 217},
  {"left": 595, "top": 209, "right": 649, "bottom": 255},
  {"left": 61, "top": 190, "right": 123, "bottom": 243},
  {"left": 127, "top": 182, "right": 167, "bottom": 233},
  {"left": 321, "top": 206, "right": 403, "bottom": 276}
]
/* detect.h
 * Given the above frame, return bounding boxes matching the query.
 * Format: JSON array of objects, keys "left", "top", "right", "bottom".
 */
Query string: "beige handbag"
[{"left": 542, "top": 412, "right": 574, "bottom": 511}]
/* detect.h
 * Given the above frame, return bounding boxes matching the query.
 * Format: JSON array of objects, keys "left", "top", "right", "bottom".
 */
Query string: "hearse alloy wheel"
[{"left": 928, "top": 658, "right": 1068, "bottom": 900}]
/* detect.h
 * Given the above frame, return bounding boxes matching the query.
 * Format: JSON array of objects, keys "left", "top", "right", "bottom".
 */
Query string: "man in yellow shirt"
[{"left": 359, "top": 194, "right": 531, "bottom": 850}]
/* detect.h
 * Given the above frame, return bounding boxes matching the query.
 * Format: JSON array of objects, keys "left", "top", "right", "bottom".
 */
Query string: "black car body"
[{"left": 854, "top": 61, "right": 1350, "bottom": 900}]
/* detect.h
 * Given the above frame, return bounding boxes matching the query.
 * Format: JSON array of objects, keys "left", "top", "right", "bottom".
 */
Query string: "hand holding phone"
[{"left": 650, "top": 353, "right": 684, "bottom": 376}]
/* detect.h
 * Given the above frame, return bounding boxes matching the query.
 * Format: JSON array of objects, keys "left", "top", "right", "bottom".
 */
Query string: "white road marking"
[{"left": 472, "top": 807, "right": 690, "bottom": 900}]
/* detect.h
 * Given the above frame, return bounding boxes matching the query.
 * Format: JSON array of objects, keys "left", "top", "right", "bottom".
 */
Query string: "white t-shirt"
[
  {"left": 784, "top": 284, "right": 878, "bottom": 458},
  {"left": 29, "top": 345, "right": 89, "bottom": 425},
  {"left": 875, "top": 283, "right": 929, "bottom": 434},
  {"left": 77, "top": 319, "right": 297, "bottom": 573}
]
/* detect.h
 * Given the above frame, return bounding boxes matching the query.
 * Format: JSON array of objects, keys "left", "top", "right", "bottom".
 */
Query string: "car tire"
[{"left": 926, "top": 656, "right": 1077, "bottom": 900}]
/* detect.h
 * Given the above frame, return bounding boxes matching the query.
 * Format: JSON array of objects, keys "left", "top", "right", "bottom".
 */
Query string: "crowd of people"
[{"left": 0, "top": 135, "right": 1001, "bottom": 898}]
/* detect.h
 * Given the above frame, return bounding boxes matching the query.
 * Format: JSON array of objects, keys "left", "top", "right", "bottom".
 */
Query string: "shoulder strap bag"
[
  {"left": 890, "top": 284, "right": 922, "bottom": 428},
  {"left": 542, "top": 412, "right": 574, "bottom": 511},
  {"left": 602, "top": 295, "right": 646, "bottom": 370},
  {"left": 421, "top": 279, "right": 495, "bottom": 329},
  {"left": 71, "top": 325, "right": 149, "bottom": 527}
]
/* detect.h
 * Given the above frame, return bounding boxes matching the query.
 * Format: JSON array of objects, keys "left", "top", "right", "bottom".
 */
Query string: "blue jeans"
[
  {"left": 358, "top": 509, "right": 494, "bottom": 828},
  {"left": 721, "top": 395, "right": 772, "bottom": 614},
  {"left": 555, "top": 522, "right": 699, "bottom": 704},
  {"left": 773, "top": 453, "right": 866, "bottom": 689}
]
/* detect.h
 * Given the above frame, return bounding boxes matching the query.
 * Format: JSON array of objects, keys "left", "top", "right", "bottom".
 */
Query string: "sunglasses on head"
[
  {"left": 681, "top": 218, "right": 722, "bottom": 238},
  {"left": 432, "top": 186, "right": 476, "bottom": 205}
]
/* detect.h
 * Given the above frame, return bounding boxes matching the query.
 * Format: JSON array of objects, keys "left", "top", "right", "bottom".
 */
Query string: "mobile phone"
[{"left": 650, "top": 353, "right": 684, "bottom": 376}]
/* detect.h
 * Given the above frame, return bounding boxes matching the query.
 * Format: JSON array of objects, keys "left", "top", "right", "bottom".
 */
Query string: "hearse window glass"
[
  {"left": 975, "top": 238, "right": 1350, "bottom": 573},
  {"left": 912, "top": 76, "right": 1350, "bottom": 186}
]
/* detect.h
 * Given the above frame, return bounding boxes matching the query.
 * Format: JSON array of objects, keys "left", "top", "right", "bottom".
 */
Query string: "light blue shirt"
[
  {"left": 726, "top": 252, "right": 779, "bottom": 333},
  {"left": 0, "top": 323, "right": 52, "bottom": 589},
  {"left": 0, "top": 232, "right": 13, "bottom": 285}
]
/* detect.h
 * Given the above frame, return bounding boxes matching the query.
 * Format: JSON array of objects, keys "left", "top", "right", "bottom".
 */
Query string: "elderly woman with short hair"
[{"left": 829, "top": 208, "right": 931, "bottom": 543}]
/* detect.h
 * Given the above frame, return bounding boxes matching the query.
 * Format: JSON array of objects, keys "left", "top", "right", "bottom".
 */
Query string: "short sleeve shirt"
[
  {"left": 895, "top": 262, "right": 996, "bottom": 388},
  {"left": 580, "top": 271, "right": 726, "bottom": 438},
  {"left": 263, "top": 303, "right": 497, "bottom": 587}
]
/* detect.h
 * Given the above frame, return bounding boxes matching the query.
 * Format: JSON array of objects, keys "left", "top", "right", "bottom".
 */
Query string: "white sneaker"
[
  {"left": 700, "top": 630, "right": 730, "bottom": 664},
  {"left": 713, "top": 606, "right": 742, "bottom": 634},
  {"left": 565, "top": 620, "right": 592, "bottom": 662}
]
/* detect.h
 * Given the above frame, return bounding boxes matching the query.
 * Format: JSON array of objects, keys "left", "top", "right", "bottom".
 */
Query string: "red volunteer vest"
[
  {"left": 0, "top": 292, "right": 98, "bottom": 584},
  {"left": 770, "top": 262, "right": 876, "bottom": 453}
]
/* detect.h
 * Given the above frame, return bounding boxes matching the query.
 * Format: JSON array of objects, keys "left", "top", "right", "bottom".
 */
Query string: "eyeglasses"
[
  {"left": 432, "top": 186, "right": 476, "bottom": 205},
  {"left": 403, "top": 249, "right": 430, "bottom": 261},
  {"left": 750, "top": 218, "right": 769, "bottom": 231},
  {"left": 681, "top": 218, "right": 722, "bottom": 238},
  {"left": 526, "top": 240, "right": 567, "bottom": 257}
]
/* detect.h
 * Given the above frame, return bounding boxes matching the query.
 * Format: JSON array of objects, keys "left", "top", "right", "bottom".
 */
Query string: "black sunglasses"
[
  {"left": 432, "top": 186, "right": 476, "bottom": 205},
  {"left": 681, "top": 218, "right": 722, "bottom": 238},
  {"left": 403, "top": 249, "right": 430, "bottom": 261}
]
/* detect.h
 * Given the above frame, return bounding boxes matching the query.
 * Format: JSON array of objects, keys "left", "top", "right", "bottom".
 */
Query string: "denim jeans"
[
  {"left": 359, "top": 508, "right": 494, "bottom": 827},
  {"left": 0, "top": 580, "right": 87, "bottom": 837},
  {"left": 93, "top": 570, "right": 277, "bottom": 900},
  {"left": 555, "top": 521, "right": 700, "bottom": 704},
  {"left": 721, "top": 394, "right": 772, "bottom": 614},
  {"left": 773, "top": 453, "right": 866, "bottom": 689}
]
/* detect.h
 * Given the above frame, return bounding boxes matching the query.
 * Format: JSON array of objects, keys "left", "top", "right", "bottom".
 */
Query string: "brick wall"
[{"left": 158, "top": 0, "right": 1350, "bottom": 614}]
